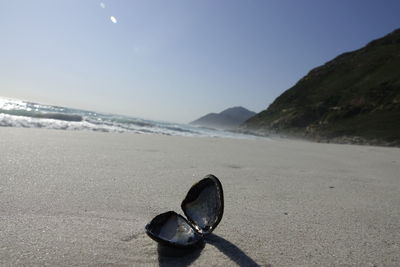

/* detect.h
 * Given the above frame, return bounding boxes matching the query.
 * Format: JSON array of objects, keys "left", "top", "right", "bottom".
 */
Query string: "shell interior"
[
  {"left": 181, "top": 175, "right": 224, "bottom": 235},
  {"left": 145, "top": 211, "right": 202, "bottom": 247}
]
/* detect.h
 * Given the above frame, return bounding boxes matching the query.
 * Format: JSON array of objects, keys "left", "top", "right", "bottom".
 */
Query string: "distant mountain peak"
[{"left": 190, "top": 106, "right": 256, "bottom": 130}]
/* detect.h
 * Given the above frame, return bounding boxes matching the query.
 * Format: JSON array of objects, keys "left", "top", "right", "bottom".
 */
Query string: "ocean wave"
[
  {"left": 0, "top": 113, "right": 197, "bottom": 136},
  {"left": 0, "top": 109, "right": 82, "bottom": 122},
  {"left": 0, "top": 97, "right": 257, "bottom": 139},
  {"left": 0, "top": 113, "right": 123, "bottom": 132},
  {"left": 164, "top": 125, "right": 196, "bottom": 134},
  {"left": 85, "top": 116, "right": 154, "bottom": 128}
]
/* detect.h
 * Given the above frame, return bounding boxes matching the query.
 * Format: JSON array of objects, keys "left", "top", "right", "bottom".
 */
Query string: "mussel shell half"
[
  {"left": 145, "top": 211, "right": 203, "bottom": 248},
  {"left": 181, "top": 174, "right": 224, "bottom": 235}
]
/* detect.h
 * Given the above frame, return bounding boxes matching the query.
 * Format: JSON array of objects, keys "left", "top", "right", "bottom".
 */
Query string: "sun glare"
[{"left": 110, "top": 16, "right": 117, "bottom": 24}]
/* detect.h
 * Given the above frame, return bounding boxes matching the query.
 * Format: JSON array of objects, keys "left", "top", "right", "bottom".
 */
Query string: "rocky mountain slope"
[{"left": 243, "top": 28, "right": 400, "bottom": 146}]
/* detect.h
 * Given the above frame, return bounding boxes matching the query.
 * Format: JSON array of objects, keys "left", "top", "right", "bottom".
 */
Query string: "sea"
[{"left": 0, "top": 97, "right": 256, "bottom": 139}]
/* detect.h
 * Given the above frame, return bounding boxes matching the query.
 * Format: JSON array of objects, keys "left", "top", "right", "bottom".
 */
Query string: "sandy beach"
[{"left": 0, "top": 127, "right": 399, "bottom": 266}]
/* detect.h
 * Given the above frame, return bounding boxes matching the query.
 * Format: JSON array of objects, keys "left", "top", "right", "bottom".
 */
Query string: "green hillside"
[{"left": 243, "top": 28, "right": 400, "bottom": 146}]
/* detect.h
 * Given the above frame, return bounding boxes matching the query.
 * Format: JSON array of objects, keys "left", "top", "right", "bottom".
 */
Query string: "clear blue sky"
[{"left": 1, "top": 0, "right": 399, "bottom": 123}]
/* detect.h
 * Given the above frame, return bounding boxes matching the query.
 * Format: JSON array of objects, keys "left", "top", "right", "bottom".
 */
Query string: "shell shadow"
[
  {"left": 206, "top": 234, "right": 261, "bottom": 267},
  {"left": 157, "top": 241, "right": 205, "bottom": 267},
  {"left": 157, "top": 234, "right": 262, "bottom": 267}
]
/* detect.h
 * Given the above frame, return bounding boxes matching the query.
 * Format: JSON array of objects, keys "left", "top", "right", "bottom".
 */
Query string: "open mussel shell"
[
  {"left": 145, "top": 211, "right": 203, "bottom": 248},
  {"left": 181, "top": 174, "right": 224, "bottom": 235},
  {"left": 145, "top": 175, "right": 224, "bottom": 248}
]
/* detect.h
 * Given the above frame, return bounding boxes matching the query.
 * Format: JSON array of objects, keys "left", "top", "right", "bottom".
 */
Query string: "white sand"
[{"left": 0, "top": 127, "right": 399, "bottom": 266}]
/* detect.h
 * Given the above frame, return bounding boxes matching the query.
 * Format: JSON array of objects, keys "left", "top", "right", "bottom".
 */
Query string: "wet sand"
[{"left": 0, "top": 127, "right": 399, "bottom": 266}]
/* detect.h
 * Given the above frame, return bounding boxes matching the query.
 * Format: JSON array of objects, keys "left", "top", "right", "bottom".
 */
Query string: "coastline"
[
  {"left": 1, "top": 127, "right": 399, "bottom": 266},
  {"left": 236, "top": 127, "right": 400, "bottom": 148}
]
